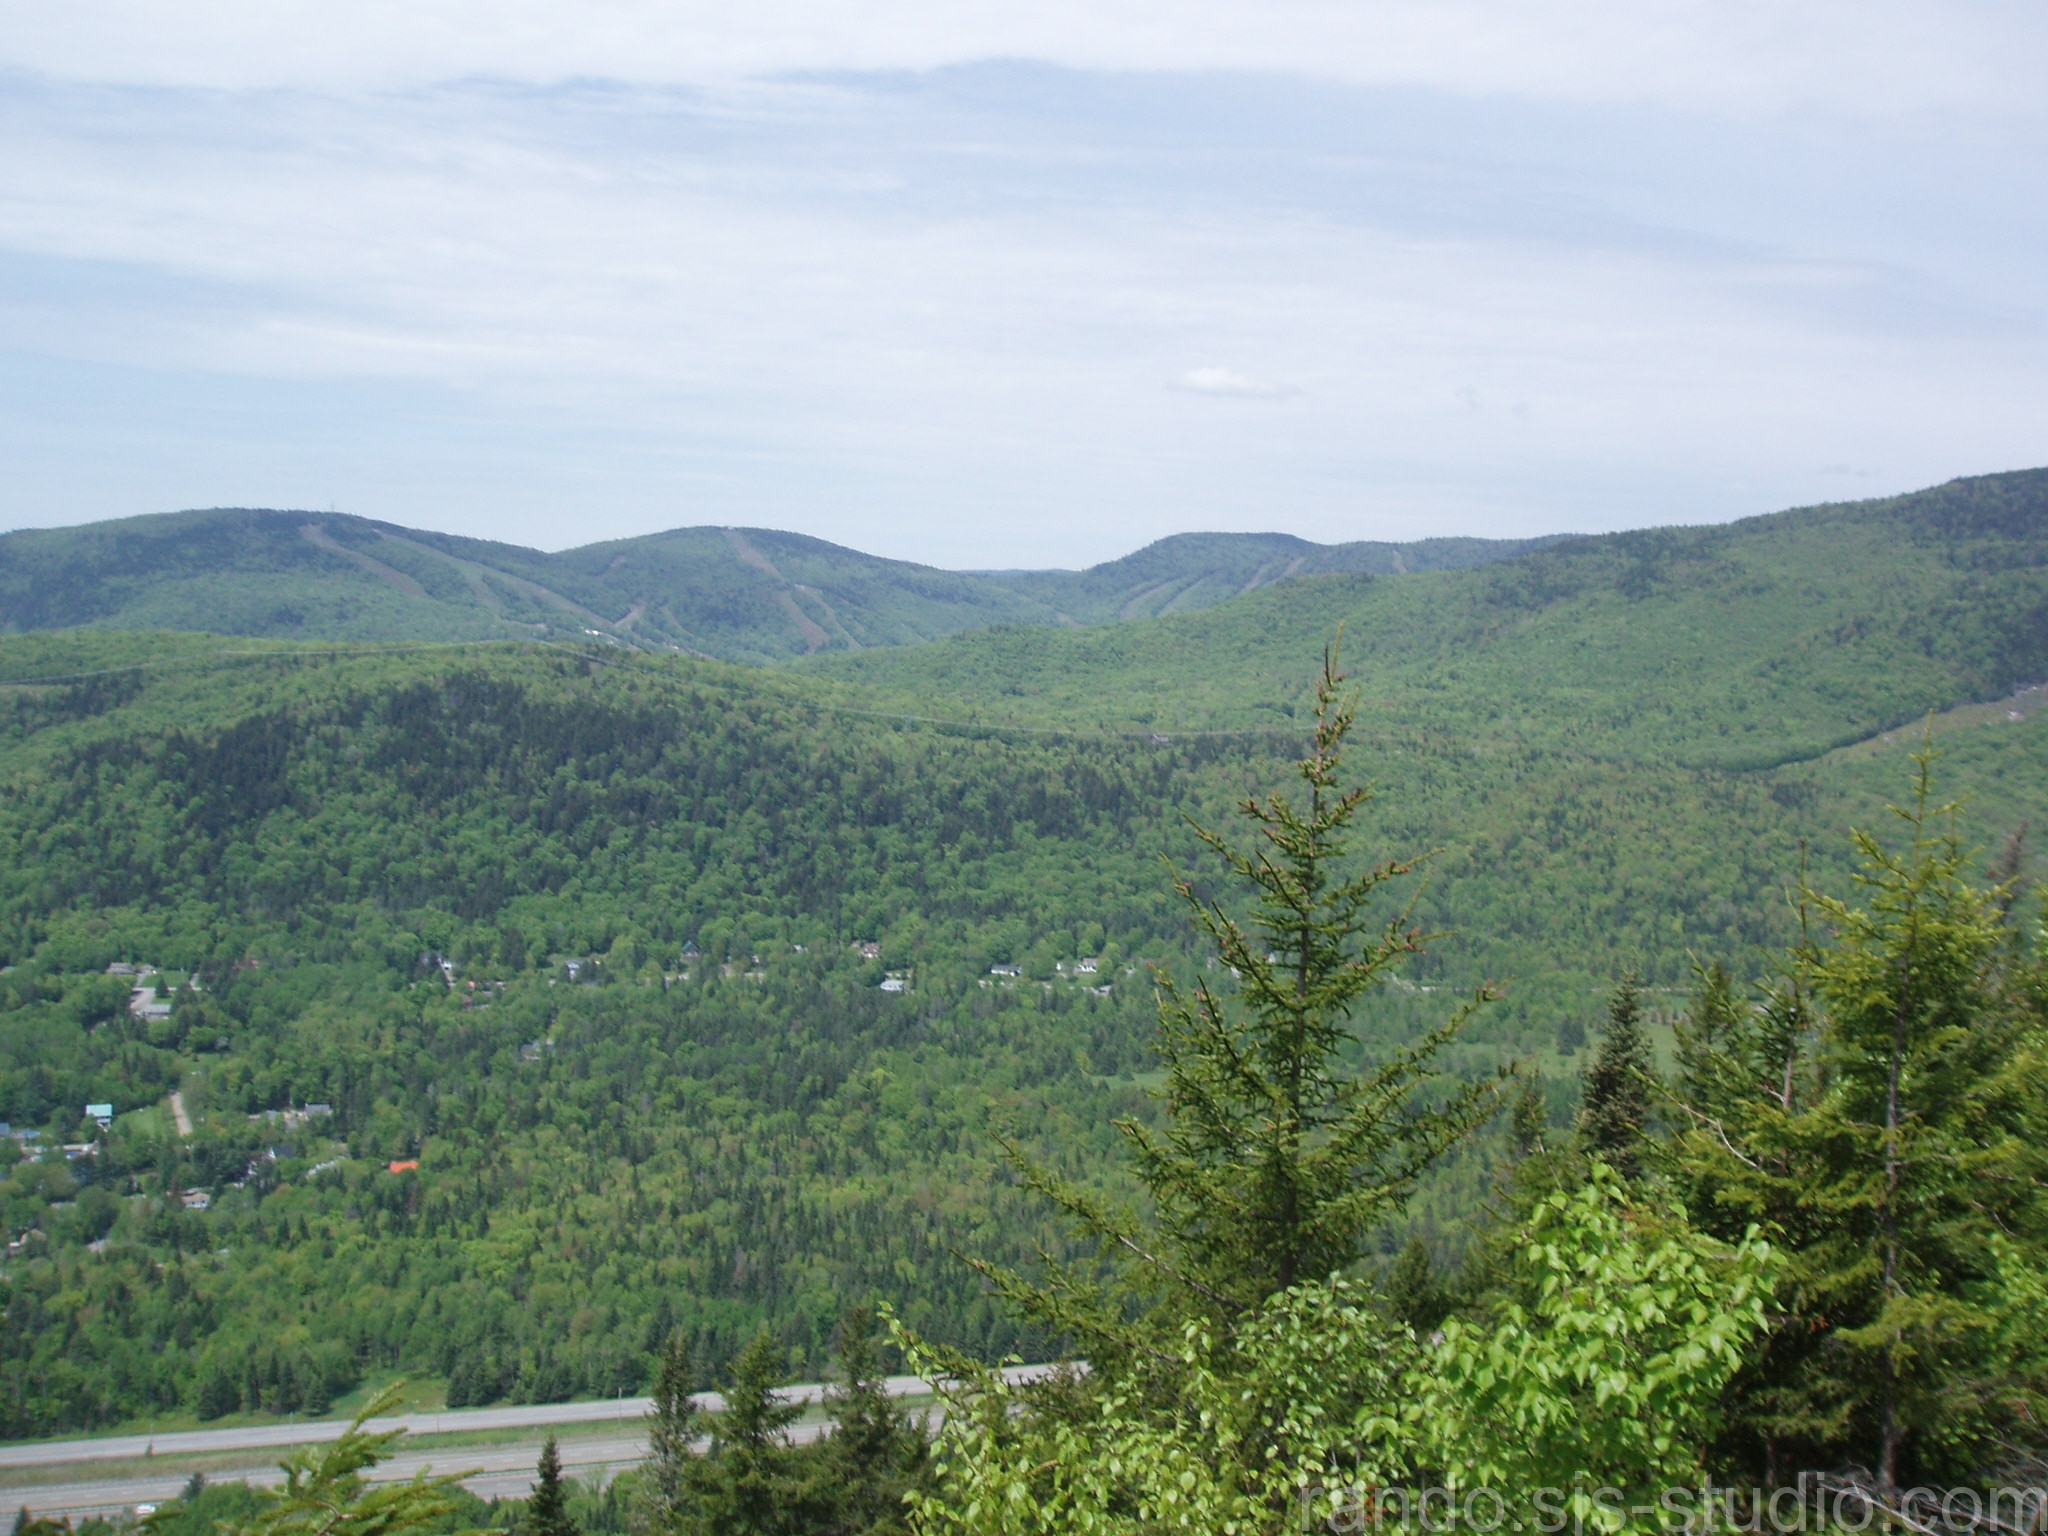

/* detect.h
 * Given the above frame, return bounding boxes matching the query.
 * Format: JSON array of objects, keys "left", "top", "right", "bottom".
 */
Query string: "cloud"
[
  {"left": 0, "top": 63, "right": 2043, "bottom": 566},
  {"left": 1176, "top": 366, "right": 1296, "bottom": 399},
  {"left": 0, "top": 1, "right": 2040, "bottom": 124}
]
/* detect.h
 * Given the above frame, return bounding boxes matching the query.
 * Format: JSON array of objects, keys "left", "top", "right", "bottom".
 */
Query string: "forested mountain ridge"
[
  {"left": 0, "top": 471, "right": 2039, "bottom": 675},
  {"left": 0, "top": 512, "right": 1055, "bottom": 662},
  {"left": 816, "top": 467, "right": 2048, "bottom": 767},
  {"left": 4, "top": 466, "right": 2048, "bottom": 1445},
  {"left": 0, "top": 509, "right": 1545, "bottom": 662},
  {"left": 976, "top": 529, "right": 1564, "bottom": 622}
]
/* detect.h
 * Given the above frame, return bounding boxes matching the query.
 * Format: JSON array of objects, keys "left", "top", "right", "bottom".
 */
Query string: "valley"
[{"left": 0, "top": 470, "right": 2044, "bottom": 1515}]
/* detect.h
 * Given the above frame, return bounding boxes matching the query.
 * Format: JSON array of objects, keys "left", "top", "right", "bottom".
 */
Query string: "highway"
[
  {"left": 0, "top": 1366, "right": 1055, "bottom": 1520},
  {"left": 0, "top": 1432, "right": 660, "bottom": 1520},
  {"left": 0, "top": 1395, "right": 664, "bottom": 1472}
]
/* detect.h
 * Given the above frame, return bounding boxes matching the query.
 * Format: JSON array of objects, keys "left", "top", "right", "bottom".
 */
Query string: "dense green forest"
[
  {"left": 814, "top": 469, "right": 2048, "bottom": 753},
  {"left": 900, "top": 673, "right": 2044, "bottom": 1533},
  {"left": 0, "top": 638, "right": 1235, "bottom": 1436},
  {"left": 56, "top": 652, "right": 2038, "bottom": 1536},
  {"left": 3, "top": 470, "right": 2048, "bottom": 1457}
]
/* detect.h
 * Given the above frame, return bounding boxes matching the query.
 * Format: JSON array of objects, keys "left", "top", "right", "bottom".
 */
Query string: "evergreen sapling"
[
  {"left": 1577, "top": 974, "right": 1656, "bottom": 1177},
  {"left": 526, "top": 1437, "right": 577, "bottom": 1536}
]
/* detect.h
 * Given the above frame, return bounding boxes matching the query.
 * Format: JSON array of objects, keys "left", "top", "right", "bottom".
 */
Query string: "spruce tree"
[
  {"left": 973, "top": 635, "right": 1502, "bottom": 1417},
  {"left": 1508, "top": 1070, "right": 1549, "bottom": 1159},
  {"left": 1577, "top": 974, "right": 1655, "bottom": 1176},
  {"left": 1667, "top": 752, "right": 2048, "bottom": 1488},
  {"left": 1798, "top": 760, "right": 2046, "bottom": 1487},
  {"left": 813, "top": 1306, "right": 927, "bottom": 1536},
  {"left": 1661, "top": 956, "right": 1830, "bottom": 1485},
  {"left": 635, "top": 1328, "right": 698, "bottom": 1534},
  {"left": 1382, "top": 1235, "right": 1449, "bottom": 1334},
  {"left": 527, "top": 1436, "right": 578, "bottom": 1536},
  {"left": 228, "top": 1382, "right": 482, "bottom": 1536},
  {"left": 679, "top": 1331, "right": 814, "bottom": 1536}
]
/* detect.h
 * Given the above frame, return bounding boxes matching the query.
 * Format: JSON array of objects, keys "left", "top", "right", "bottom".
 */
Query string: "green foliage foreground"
[
  {"left": 896, "top": 653, "right": 1779, "bottom": 1536},
  {"left": 902, "top": 1170, "right": 1773, "bottom": 1536},
  {"left": 1663, "top": 754, "right": 2048, "bottom": 1490},
  {"left": 887, "top": 662, "right": 2043, "bottom": 1534}
]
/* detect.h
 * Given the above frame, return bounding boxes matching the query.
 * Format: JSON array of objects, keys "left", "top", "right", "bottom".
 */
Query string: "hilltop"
[
  {"left": 815, "top": 468, "right": 2048, "bottom": 767},
  {"left": 0, "top": 511, "right": 1543, "bottom": 663},
  {"left": 976, "top": 529, "right": 1562, "bottom": 622}
]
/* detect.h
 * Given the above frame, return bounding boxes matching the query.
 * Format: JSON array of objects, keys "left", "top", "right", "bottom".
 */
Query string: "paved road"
[
  {"left": 1, "top": 1432, "right": 659, "bottom": 1520},
  {"left": 0, "top": 1368, "right": 1056, "bottom": 1471},
  {"left": 0, "top": 1366, "right": 1057, "bottom": 1519},
  {"left": 0, "top": 1395, "right": 660, "bottom": 1471}
]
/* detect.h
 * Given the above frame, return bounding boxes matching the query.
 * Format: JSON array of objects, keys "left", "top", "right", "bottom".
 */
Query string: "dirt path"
[
  {"left": 722, "top": 530, "right": 830, "bottom": 652},
  {"left": 298, "top": 524, "right": 429, "bottom": 599},
  {"left": 167, "top": 1091, "right": 193, "bottom": 1137},
  {"left": 373, "top": 531, "right": 611, "bottom": 627}
]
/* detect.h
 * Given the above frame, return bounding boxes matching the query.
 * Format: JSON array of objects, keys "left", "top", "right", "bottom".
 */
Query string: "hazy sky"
[{"left": 2, "top": 3, "right": 2044, "bottom": 567}]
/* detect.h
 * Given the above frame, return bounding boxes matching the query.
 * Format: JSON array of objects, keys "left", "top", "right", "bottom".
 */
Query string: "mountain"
[
  {"left": 0, "top": 511, "right": 1048, "bottom": 663},
  {"left": 981, "top": 530, "right": 1564, "bottom": 622},
  {"left": 6, "top": 468, "right": 2048, "bottom": 1439},
  {"left": 814, "top": 469, "right": 2048, "bottom": 767},
  {"left": 4, "top": 508, "right": 2047, "bottom": 1436},
  {"left": 0, "top": 509, "right": 1551, "bottom": 663}
]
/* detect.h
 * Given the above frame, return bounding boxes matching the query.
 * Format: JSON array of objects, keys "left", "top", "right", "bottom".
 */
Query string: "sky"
[{"left": 1, "top": 3, "right": 2044, "bottom": 568}]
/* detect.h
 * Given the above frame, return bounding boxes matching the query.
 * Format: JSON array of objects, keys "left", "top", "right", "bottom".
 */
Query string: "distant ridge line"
[{"left": 0, "top": 507, "right": 1560, "bottom": 664}]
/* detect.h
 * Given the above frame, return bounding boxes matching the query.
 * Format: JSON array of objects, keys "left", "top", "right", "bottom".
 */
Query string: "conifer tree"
[
  {"left": 1577, "top": 974, "right": 1656, "bottom": 1176},
  {"left": 1667, "top": 752, "right": 2048, "bottom": 1488},
  {"left": 1382, "top": 1235, "right": 1449, "bottom": 1334},
  {"left": 813, "top": 1306, "right": 927, "bottom": 1536},
  {"left": 678, "top": 1331, "right": 814, "bottom": 1536},
  {"left": 1450, "top": 1072, "right": 1575, "bottom": 1329},
  {"left": 1554, "top": 1015, "right": 1585, "bottom": 1057},
  {"left": 635, "top": 1328, "right": 698, "bottom": 1534},
  {"left": 1508, "top": 1070, "right": 1549, "bottom": 1158},
  {"left": 527, "top": 1437, "right": 578, "bottom": 1536},
  {"left": 219, "top": 1383, "right": 483, "bottom": 1536},
  {"left": 1660, "top": 957, "right": 1830, "bottom": 1485},
  {"left": 1799, "top": 759, "right": 2046, "bottom": 1487},
  {"left": 971, "top": 634, "right": 1502, "bottom": 1426}
]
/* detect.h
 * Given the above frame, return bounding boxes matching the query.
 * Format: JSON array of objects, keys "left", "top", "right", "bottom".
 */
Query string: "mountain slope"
[
  {"left": 6, "top": 470, "right": 2048, "bottom": 1433},
  {"left": 0, "top": 510, "right": 1551, "bottom": 663},
  {"left": 982, "top": 530, "right": 1564, "bottom": 622},
  {"left": 813, "top": 469, "right": 2048, "bottom": 769},
  {"left": 0, "top": 511, "right": 1067, "bottom": 663}
]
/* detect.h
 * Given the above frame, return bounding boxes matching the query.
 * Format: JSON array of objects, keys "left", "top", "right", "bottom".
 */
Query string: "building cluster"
[
  {"left": 983, "top": 957, "right": 1110, "bottom": 995},
  {"left": 108, "top": 961, "right": 186, "bottom": 1022},
  {"left": 249, "top": 1104, "right": 334, "bottom": 1129}
]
